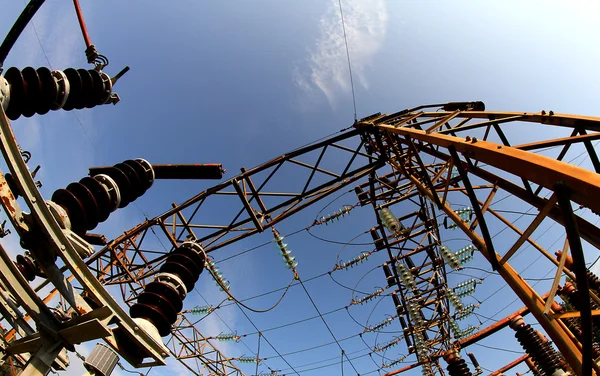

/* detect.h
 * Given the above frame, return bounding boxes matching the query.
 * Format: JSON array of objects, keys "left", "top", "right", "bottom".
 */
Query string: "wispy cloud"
[{"left": 294, "top": 0, "right": 389, "bottom": 106}]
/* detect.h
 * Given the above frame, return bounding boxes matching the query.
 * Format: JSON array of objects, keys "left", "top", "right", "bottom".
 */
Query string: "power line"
[
  {"left": 337, "top": 0, "right": 357, "bottom": 121},
  {"left": 299, "top": 278, "right": 361, "bottom": 374}
]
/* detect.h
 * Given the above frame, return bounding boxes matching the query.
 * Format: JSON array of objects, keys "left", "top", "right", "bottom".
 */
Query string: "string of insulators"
[
  {"left": 510, "top": 316, "right": 567, "bottom": 376},
  {"left": 237, "top": 356, "right": 260, "bottom": 364},
  {"left": 455, "top": 304, "right": 479, "bottom": 320},
  {"left": 396, "top": 263, "right": 416, "bottom": 289},
  {"left": 364, "top": 315, "right": 397, "bottom": 333},
  {"left": 443, "top": 207, "right": 473, "bottom": 230},
  {"left": 312, "top": 205, "right": 353, "bottom": 226},
  {"left": 444, "top": 350, "right": 473, "bottom": 376},
  {"left": 414, "top": 332, "right": 433, "bottom": 376},
  {"left": 453, "top": 279, "right": 480, "bottom": 297},
  {"left": 455, "top": 245, "right": 476, "bottom": 265},
  {"left": 374, "top": 337, "right": 403, "bottom": 352},
  {"left": 407, "top": 302, "right": 426, "bottom": 327},
  {"left": 333, "top": 252, "right": 371, "bottom": 271},
  {"left": 0, "top": 66, "right": 118, "bottom": 121},
  {"left": 130, "top": 242, "right": 205, "bottom": 337},
  {"left": 26, "top": 159, "right": 154, "bottom": 238},
  {"left": 205, "top": 259, "right": 230, "bottom": 292},
  {"left": 450, "top": 320, "right": 477, "bottom": 339},
  {"left": 213, "top": 332, "right": 240, "bottom": 342},
  {"left": 272, "top": 228, "right": 299, "bottom": 279},
  {"left": 379, "top": 207, "right": 406, "bottom": 235},
  {"left": 440, "top": 245, "right": 461, "bottom": 270},
  {"left": 383, "top": 355, "right": 408, "bottom": 369},
  {"left": 446, "top": 289, "right": 465, "bottom": 310},
  {"left": 351, "top": 287, "right": 386, "bottom": 305},
  {"left": 188, "top": 305, "right": 214, "bottom": 316}
]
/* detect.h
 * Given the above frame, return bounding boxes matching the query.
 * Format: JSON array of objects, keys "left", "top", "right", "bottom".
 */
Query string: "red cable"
[{"left": 72, "top": 0, "right": 91, "bottom": 48}]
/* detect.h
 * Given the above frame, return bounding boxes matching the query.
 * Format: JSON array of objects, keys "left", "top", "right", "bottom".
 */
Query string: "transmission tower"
[{"left": 1, "top": 3, "right": 600, "bottom": 376}]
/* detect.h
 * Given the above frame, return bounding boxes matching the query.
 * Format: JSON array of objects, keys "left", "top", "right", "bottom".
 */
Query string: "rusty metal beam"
[{"left": 489, "top": 354, "right": 529, "bottom": 376}]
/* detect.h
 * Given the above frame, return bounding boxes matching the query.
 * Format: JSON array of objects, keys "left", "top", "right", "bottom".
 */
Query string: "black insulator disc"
[
  {"left": 130, "top": 303, "right": 172, "bottom": 337},
  {"left": 76, "top": 69, "right": 93, "bottom": 109},
  {"left": 87, "top": 69, "right": 105, "bottom": 106},
  {"left": 62, "top": 68, "right": 82, "bottom": 111},
  {"left": 66, "top": 182, "right": 99, "bottom": 231},
  {"left": 36, "top": 67, "right": 57, "bottom": 115},
  {"left": 21, "top": 67, "right": 41, "bottom": 118},
  {"left": 168, "top": 252, "right": 201, "bottom": 282},
  {"left": 51, "top": 188, "right": 86, "bottom": 234},
  {"left": 145, "top": 281, "right": 183, "bottom": 312},
  {"left": 175, "top": 245, "right": 206, "bottom": 273},
  {"left": 15, "top": 256, "right": 35, "bottom": 281},
  {"left": 103, "top": 166, "right": 132, "bottom": 208},
  {"left": 4, "top": 67, "right": 26, "bottom": 120},
  {"left": 114, "top": 162, "right": 143, "bottom": 199},
  {"left": 79, "top": 176, "right": 111, "bottom": 222},
  {"left": 137, "top": 291, "right": 177, "bottom": 324},
  {"left": 123, "top": 159, "right": 152, "bottom": 192},
  {"left": 160, "top": 261, "right": 196, "bottom": 291}
]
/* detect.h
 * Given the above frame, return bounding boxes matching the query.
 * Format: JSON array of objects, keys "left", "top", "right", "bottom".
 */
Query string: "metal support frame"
[{"left": 3, "top": 104, "right": 600, "bottom": 375}]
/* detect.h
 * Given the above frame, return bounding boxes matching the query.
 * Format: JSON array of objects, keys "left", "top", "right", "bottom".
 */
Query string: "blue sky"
[{"left": 1, "top": 1, "right": 600, "bottom": 375}]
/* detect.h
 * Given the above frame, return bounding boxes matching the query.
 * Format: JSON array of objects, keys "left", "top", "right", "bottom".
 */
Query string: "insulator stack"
[
  {"left": 446, "top": 289, "right": 465, "bottom": 310},
  {"left": 455, "top": 304, "right": 478, "bottom": 320},
  {"left": 189, "top": 305, "right": 214, "bottom": 316},
  {"left": 444, "top": 350, "right": 473, "bottom": 376},
  {"left": 213, "top": 332, "right": 240, "bottom": 342},
  {"left": 237, "top": 356, "right": 259, "bottom": 363},
  {"left": 407, "top": 302, "right": 426, "bottom": 327},
  {"left": 374, "top": 337, "right": 402, "bottom": 352},
  {"left": 454, "top": 279, "right": 480, "bottom": 297},
  {"left": 334, "top": 252, "right": 370, "bottom": 271},
  {"left": 554, "top": 303, "right": 600, "bottom": 359},
  {"left": 440, "top": 245, "right": 461, "bottom": 270},
  {"left": 351, "top": 287, "right": 386, "bottom": 305},
  {"left": 205, "top": 259, "right": 230, "bottom": 292},
  {"left": 130, "top": 241, "right": 205, "bottom": 337},
  {"left": 450, "top": 320, "right": 477, "bottom": 339},
  {"left": 556, "top": 250, "right": 600, "bottom": 295},
  {"left": 455, "top": 245, "right": 476, "bottom": 264},
  {"left": 443, "top": 207, "right": 473, "bottom": 230},
  {"left": 1, "top": 66, "right": 116, "bottom": 120},
  {"left": 559, "top": 282, "right": 600, "bottom": 341},
  {"left": 49, "top": 159, "right": 153, "bottom": 235},
  {"left": 364, "top": 315, "right": 397, "bottom": 333},
  {"left": 525, "top": 357, "right": 543, "bottom": 376},
  {"left": 379, "top": 207, "right": 406, "bottom": 234},
  {"left": 509, "top": 316, "right": 567, "bottom": 376},
  {"left": 272, "top": 228, "right": 298, "bottom": 273},
  {"left": 383, "top": 356, "right": 407, "bottom": 369},
  {"left": 312, "top": 205, "right": 353, "bottom": 226},
  {"left": 396, "top": 262, "right": 416, "bottom": 289}
]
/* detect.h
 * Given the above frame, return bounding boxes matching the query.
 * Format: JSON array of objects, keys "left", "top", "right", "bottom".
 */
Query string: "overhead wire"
[
  {"left": 337, "top": 0, "right": 357, "bottom": 121},
  {"left": 299, "top": 278, "right": 361, "bottom": 374}
]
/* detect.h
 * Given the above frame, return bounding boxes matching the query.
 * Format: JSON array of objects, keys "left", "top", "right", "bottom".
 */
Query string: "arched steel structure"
[{"left": 0, "top": 79, "right": 600, "bottom": 375}]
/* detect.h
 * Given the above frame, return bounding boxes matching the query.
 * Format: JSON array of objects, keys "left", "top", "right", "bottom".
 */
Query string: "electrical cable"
[
  {"left": 299, "top": 278, "right": 361, "bottom": 374},
  {"left": 306, "top": 226, "right": 374, "bottom": 246},
  {"left": 234, "top": 301, "right": 301, "bottom": 376},
  {"left": 0, "top": 0, "right": 45, "bottom": 68},
  {"left": 473, "top": 342, "right": 525, "bottom": 354},
  {"left": 337, "top": 0, "right": 357, "bottom": 121}
]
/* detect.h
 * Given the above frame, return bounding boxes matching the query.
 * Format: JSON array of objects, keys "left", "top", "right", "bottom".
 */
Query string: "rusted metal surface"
[{"left": 488, "top": 354, "right": 529, "bottom": 376}]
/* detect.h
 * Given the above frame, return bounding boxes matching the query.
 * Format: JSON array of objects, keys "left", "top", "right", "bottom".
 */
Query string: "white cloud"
[{"left": 295, "top": 0, "right": 389, "bottom": 106}]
